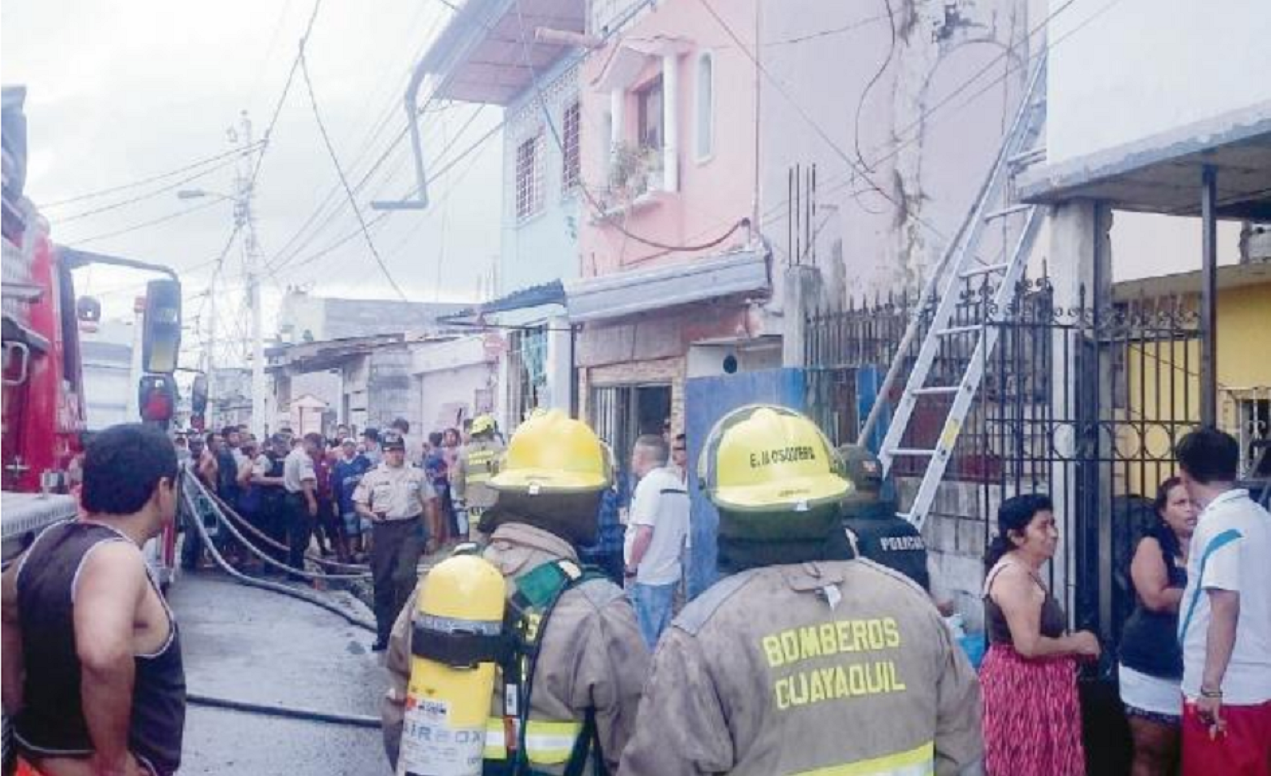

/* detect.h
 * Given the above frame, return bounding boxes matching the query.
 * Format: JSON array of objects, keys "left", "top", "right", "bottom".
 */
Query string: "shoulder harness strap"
[{"left": 497, "top": 558, "right": 610, "bottom": 775}]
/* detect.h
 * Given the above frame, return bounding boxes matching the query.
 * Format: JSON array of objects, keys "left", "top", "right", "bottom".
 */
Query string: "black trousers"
[
  {"left": 284, "top": 493, "right": 313, "bottom": 577},
  {"left": 370, "top": 518, "right": 426, "bottom": 644},
  {"left": 259, "top": 491, "right": 288, "bottom": 566}
]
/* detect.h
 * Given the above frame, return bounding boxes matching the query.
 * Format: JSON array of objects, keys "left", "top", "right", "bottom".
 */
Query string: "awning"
[
  {"left": 1018, "top": 101, "right": 1271, "bottom": 220},
  {"left": 564, "top": 249, "right": 769, "bottom": 323},
  {"left": 592, "top": 36, "right": 692, "bottom": 92},
  {"left": 440, "top": 280, "right": 566, "bottom": 325},
  {"left": 421, "top": 0, "right": 584, "bottom": 106}
]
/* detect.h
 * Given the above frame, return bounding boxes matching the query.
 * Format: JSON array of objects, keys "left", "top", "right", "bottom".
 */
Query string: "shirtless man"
[{"left": 2, "top": 423, "right": 186, "bottom": 776}]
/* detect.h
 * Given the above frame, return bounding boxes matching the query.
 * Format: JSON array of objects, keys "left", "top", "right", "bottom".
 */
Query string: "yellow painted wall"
[
  {"left": 1121, "top": 280, "right": 1270, "bottom": 495},
  {"left": 1215, "top": 282, "right": 1271, "bottom": 389}
]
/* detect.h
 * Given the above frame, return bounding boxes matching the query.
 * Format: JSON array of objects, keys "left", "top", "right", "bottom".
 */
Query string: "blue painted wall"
[
  {"left": 683, "top": 367, "right": 807, "bottom": 598},
  {"left": 498, "top": 57, "right": 581, "bottom": 298}
]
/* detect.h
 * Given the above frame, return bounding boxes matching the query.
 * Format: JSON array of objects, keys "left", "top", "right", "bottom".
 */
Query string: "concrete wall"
[
  {"left": 276, "top": 292, "right": 466, "bottom": 341},
  {"left": 758, "top": 0, "right": 1037, "bottom": 297},
  {"left": 411, "top": 335, "right": 496, "bottom": 434},
  {"left": 499, "top": 59, "right": 583, "bottom": 297},
  {"left": 1046, "top": 0, "right": 1271, "bottom": 165},
  {"left": 418, "top": 364, "right": 492, "bottom": 434}
]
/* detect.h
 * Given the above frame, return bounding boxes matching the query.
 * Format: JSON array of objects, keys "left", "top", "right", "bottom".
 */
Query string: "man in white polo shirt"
[
  {"left": 1175, "top": 427, "right": 1271, "bottom": 776},
  {"left": 624, "top": 434, "right": 690, "bottom": 649}
]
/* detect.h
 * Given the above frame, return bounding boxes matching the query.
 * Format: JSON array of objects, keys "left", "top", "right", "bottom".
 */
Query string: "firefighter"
[
  {"left": 382, "top": 410, "right": 648, "bottom": 774},
  {"left": 452, "top": 413, "right": 504, "bottom": 540},
  {"left": 620, "top": 404, "right": 983, "bottom": 775}
]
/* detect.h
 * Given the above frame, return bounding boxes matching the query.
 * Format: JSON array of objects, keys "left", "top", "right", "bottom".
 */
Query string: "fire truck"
[
  {"left": 2, "top": 83, "right": 189, "bottom": 554},
  {"left": 2, "top": 85, "right": 191, "bottom": 768}
]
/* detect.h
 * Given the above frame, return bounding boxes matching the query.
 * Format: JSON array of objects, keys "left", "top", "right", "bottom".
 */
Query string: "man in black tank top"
[{"left": 1, "top": 424, "right": 186, "bottom": 776}]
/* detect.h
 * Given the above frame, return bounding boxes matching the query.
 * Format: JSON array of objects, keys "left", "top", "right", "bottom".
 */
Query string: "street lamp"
[{"left": 177, "top": 188, "right": 233, "bottom": 202}]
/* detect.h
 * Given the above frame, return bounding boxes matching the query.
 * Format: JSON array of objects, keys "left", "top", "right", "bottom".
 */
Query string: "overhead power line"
[
  {"left": 246, "top": 0, "right": 326, "bottom": 189},
  {"left": 263, "top": 5, "right": 456, "bottom": 274},
  {"left": 298, "top": 49, "right": 408, "bottom": 301},
  {"left": 56, "top": 152, "right": 248, "bottom": 224},
  {"left": 65, "top": 198, "right": 222, "bottom": 246},
  {"left": 279, "top": 116, "right": 504, "bottom": 275},
  {"left": 696, "top": 0, "right": 952, "bottom": 243},
  {"left": 42, "top": 142, "right": 263, "bottom": 209}
]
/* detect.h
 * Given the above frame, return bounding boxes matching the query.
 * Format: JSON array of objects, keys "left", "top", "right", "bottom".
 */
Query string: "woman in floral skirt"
[{"left": 981, "top": 494, "right": 1101, "bottom": 775}]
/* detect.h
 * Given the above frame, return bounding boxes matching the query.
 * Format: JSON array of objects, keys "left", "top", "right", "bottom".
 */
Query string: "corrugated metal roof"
[{"left": 422, "top": 0, "right": 584, "bottom": 106}]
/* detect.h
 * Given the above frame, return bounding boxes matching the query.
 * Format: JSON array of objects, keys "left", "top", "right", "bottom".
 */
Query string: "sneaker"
[{"left": 371, "top": 639, "right": 388, "bottom": 652}]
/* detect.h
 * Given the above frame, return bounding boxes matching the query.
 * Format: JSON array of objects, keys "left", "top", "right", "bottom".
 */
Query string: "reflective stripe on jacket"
[
  {"left": 383, "top": 522, "right": 649, "bottom": 774},
  {"left": 618, "top": 559, "right": 982, "bottom": 775}
]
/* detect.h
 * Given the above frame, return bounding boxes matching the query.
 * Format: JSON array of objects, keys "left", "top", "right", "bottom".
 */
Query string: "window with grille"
[
  {"left": 515, "top": 133, "right": 543, "bottom": 221},
  {"left": 1238, "top": 397, "right": 1271, "bottom": 477},
  {"left": 562, "top": 102, "right": 581, "bottom": 193}
]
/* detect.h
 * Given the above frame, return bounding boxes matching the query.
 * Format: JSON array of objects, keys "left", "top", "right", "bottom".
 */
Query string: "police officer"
[
  {"left": 382, "top": 410, "right": 648, "bottom": 773},
  {"left": 620, "top": 404, "right": 982, "bottom": 775},
  {"left": 452, "top": 413, "right": 504, "bottom": 540},
  {"left": 354, "top": 431, "right": 438, "bottom": 651},
  {"left": 840, "top": 444, "right": 932, "bottom": 592}
]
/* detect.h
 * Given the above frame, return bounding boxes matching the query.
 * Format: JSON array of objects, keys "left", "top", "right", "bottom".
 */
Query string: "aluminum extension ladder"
[{"left": 863, "top": 56, "right": 1049, "bottom": 532}]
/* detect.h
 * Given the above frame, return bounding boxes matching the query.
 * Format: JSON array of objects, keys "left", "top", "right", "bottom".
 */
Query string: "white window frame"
[
  {"left": 561, "top": 101, "right": 582, "bottom": 196},
  {"left": 515, "top": 131, "right": 544, "bottom": 222},
  {"left": 695, "top": 51, "right": 715, "bottom": 163}
]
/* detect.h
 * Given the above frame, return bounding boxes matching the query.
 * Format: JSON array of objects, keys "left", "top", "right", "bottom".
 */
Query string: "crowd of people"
[
  {"left": 2, "top": 411, "right": 1267, "bottom": 776},
  {"left": 979, "top": 427, "right": 1271, "bottom": 776}
]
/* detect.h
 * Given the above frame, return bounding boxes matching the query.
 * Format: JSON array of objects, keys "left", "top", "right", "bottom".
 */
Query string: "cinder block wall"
[{"left": 896, "top": 478, "right": 1034, "bottom": 632}]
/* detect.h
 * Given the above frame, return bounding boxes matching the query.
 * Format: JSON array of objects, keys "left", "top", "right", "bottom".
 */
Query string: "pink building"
[{"left": 567, "top": 0, "right": 1036, "bottom": 455}]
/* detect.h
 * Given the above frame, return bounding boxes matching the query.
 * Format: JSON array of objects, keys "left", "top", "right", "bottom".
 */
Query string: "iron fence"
[{"left": 805, "top": 274, "right": 1205, "bottom": 647}]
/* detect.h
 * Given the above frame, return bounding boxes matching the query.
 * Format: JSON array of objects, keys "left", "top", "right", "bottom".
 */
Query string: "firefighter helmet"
[
  {"left": 489, "top": 410, "right": 610, "bottom": 495},
  {"left": 470, "top": 414, "right": 497, "bottom": 437},
  {"left": 698, "top": 404, "right": 850, "bottom": 514}
]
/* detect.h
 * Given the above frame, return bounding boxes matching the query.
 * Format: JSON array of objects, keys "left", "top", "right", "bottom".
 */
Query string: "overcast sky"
[{"left": 2, "top": 0, "right": 502, "bottom": 364}]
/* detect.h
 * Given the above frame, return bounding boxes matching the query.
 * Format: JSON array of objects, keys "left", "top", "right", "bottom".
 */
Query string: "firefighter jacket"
[
  {"left": 453, "top": 437, "right": 504, "bottom": 512},
  {"left": 619, "top": 558, "right": 983, "bottom": 776},
  {"left": 383, "top": 521, "right": 649, "bottom": 773}
]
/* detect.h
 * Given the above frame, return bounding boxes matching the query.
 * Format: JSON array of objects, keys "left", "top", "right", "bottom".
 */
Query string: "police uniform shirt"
[
  {"left": 282, "top": 447, "right": 316, "bottom": 494},
  {"left": 353, "top": 462, "right": 434, "bottom": 520}
]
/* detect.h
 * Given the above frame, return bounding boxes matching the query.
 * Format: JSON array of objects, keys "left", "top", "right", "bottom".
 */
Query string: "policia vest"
[
  {"left": 842, "top": 509, "right": 930, "bottom": 592},
  {"left": 413, "top": 556, "right": 611, "bottom": 776}
]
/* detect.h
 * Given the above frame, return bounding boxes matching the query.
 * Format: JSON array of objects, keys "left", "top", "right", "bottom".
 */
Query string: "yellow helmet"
[
  {"left": 489, "top": 409, "right": 611, "bottom": 494},
  {"left": 698, "top": 404, "right": 850, "bottom": 513},
  {"left": 470, "top": 414, "right": 497, "bottom": 437}
]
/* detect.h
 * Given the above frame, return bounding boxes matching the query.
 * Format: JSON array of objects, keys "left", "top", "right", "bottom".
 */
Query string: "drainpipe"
[{"left": 371, "top": 62, "right": 430, "bottom": 210}]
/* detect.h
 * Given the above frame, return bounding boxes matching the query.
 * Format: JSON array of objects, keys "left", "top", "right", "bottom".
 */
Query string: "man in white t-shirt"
[
  {"left": 624, "top": 434, "right": 690, "bottom": 648},
  {"left": 1175, "top": 427, "right": 1271, "bottom": 776}
]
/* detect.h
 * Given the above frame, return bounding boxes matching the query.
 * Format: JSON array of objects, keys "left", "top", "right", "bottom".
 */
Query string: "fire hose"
[
  {"left": 178, "top": 477, "right": 386, "bottom": 730},
  {"left": 185, "top": 478, "right": 370, "bottom": 582},
  {"left": 179, "top": 476, "right": 375, "bottom": 630},
  {"left": 205, "top": 488, "right": 370, "bottom": 573}
]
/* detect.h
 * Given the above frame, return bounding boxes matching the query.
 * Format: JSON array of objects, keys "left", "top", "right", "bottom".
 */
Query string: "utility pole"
[{"left": 232, "top": 111, "right": 269, "bottom": 439}]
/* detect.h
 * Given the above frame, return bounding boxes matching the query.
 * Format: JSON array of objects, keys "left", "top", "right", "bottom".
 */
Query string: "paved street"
[{"left": 169, "top": 572, "right": 392, "bottom": 775}]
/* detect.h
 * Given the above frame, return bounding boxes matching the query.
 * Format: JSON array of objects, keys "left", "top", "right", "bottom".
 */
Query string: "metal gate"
[
  {"left": 684, "top": 368, "right": 807, "bottom": 598},
  {"left": 805, "top": 275, "right": 1203, "bottom": 647}
]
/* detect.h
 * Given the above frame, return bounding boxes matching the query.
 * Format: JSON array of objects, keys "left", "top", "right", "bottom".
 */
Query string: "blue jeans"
[{"left": 629, "top": 581, "right": 677, "bottom": 649}]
